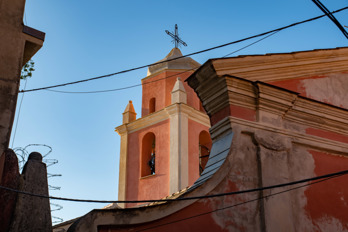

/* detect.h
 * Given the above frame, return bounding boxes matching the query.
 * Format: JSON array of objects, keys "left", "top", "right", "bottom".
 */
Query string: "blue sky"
[{"left": 12, "top": 0, "right": 348, "bottom": 223}]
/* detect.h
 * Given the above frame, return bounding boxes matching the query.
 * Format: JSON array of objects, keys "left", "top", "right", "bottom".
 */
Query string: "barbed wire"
[{"left": 12, "top": 144, "right": 64, "bottom": 224}]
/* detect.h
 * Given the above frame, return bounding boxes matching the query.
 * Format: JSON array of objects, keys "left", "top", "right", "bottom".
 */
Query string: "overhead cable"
[
  {"left": 0, "top": 168, "right": 347, "bottom": 204},
  {"left": 45, "top": 30, "right": 280, "bottom": 94},
  {"left": 311, "top": 0, "right": 348, "bottom": 39},
  {"left": 136, "top": 175, "right": 336, "bottom": 231},
  {"left": 19, "top": 6, "right": 348, "bottom": 93}
]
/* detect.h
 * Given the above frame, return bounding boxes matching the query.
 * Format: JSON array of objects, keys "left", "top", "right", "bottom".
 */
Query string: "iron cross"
[{"left": 165, "top": 24, "right": 187, "bottom": 48}]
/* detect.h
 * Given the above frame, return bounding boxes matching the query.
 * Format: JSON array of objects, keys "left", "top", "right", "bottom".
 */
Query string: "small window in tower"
[
  {"left": 199, "top": 130, "right": 212, "bottom": 175},
  {"left": 141, "top": 132, "right": 156, "bottom": 177},
  {"left": 149, "top": 98, "right": 156, "bottom": 114}
]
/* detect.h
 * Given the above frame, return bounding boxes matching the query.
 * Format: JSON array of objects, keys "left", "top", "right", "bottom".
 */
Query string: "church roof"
[{"left": 147, "top": 48, "right": 200, "bottom": 76}]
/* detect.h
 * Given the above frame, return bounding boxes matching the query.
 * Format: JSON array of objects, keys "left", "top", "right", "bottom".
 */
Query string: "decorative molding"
[
  {"left": 189, "top": 69, "right": 348, "bottom": 137},
  {"left": 228, "top": 116, "right": 348, "bottom": 154},
  {"left": 211, "top": 47, "right": 348, "bottom": 82},
  {"left": 209, "top": 117, "right": 233, "bottom": 141},
  {"left": 115, "top": 103, "right": 210, "bottom": 134}
]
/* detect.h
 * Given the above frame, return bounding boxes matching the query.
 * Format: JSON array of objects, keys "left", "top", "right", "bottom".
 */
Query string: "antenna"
[{"left": 165, "top": 24, "right": 187, "bottom": 48}]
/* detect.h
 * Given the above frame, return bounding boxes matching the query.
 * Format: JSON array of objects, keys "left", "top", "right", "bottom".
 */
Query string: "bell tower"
[{"left": 116, "top": 48, "right": 211, "bottom": 208}]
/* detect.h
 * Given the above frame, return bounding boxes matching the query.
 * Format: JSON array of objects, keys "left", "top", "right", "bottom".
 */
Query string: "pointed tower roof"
[
  {"left": 122, "top": 100, "right": 136, "bottom": 124},
  {"left": 171, "top": 77, "right": 187, "bottom": 104},
  {"left": 147, "top": 48, "right": 200, "bottom": 76},
  {"left": 123, "top": 100, "right": 136, "bottom": 114}
]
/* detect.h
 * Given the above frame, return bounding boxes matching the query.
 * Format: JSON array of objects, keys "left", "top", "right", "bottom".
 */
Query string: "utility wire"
[
  {"left": 45, "top": 30, "right": 280, "bottom": 94},
  {"left": 311, "top": 0, "right": 348, "bottom": 39},
  {"left": 222, "top": 30, "right": 280, "bottom": 58},
  {"left": 44, "top": 69, "right": 195, "bottom": 94},
  {"left": 11, "top": 78, "right": 28, "bottom": 148},
  {"left": 19, "top": 6, "right": 348, "bottom": 94},
  {"left": 0, "top": 168, "right": 347, "bottom": 204},
  {"left": 136, "top": 176, "right": 338, "bottom": 232}
]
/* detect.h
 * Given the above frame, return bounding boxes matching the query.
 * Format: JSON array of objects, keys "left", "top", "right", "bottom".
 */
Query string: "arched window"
[
  {"left": 149, "top": 98, "right": 156, "bottom": 114},
  {"left": 141, "top": 132, "right": 156, "bottom": 177},
  {"left": 199, "top": 130, "right": 212, "bottom": 175}
]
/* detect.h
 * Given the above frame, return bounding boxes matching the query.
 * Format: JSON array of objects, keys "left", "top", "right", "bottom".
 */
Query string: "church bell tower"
[{"left": 115, "top": 48, "right": 211, "bottom": 208}]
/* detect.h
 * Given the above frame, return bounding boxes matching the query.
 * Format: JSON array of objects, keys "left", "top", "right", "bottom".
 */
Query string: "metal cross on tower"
[{"left": 165, "top": 24, "right": 187, "bottom": 48}]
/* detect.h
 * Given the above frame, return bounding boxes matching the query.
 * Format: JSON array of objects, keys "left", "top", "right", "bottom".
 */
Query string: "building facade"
[{"left": 67, "top": 47, "right": 348, "bottom": 232}]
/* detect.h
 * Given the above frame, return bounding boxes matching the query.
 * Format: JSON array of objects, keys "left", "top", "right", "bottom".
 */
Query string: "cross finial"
[{"left": 165, "top": 24, "right": 187, "bottom": 48}]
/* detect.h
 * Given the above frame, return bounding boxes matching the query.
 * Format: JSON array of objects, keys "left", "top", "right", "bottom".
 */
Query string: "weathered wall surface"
[
  {"left": 9, "top": 152, "right": 52, "bottom": 232},
  {"left": 0, "top": 149, "right": 19, "bottom": 232},
  {"left": 0, "top": 0, "right": 26, "bottom": 160},
  {"left": 73, "top": 119, "right": 348, "bottom": 232},
  {"left": 270, "top": 72, "right": 348, "bottom": 110},
  {"left": 0, "top": 150, "right": 52, "bottom": 232},
  {"left": 0, "top": 0, "right": 44, "bottom": 182},
  {"left": 305, "top": 150, "right": 348, "bottom": 231}
]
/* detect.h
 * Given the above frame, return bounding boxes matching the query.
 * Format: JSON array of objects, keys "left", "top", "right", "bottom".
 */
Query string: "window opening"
[
  {"left": 148, "top": 140, "right": 155, "bottom": 175},
  {"left": 199, "top": 131, "right": 212, "bottom": 175},
  {"left": 141, "top": 132, "right": 156, "bottom": 177},
  {"left": 149, "top": 98, "right": 156, "bottom": 114}
]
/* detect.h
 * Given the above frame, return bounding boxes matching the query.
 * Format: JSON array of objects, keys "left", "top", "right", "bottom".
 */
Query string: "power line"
[
  {"left": 45, "top": 69, "right": 195, "bottom": 94},
  {"left": 0, "top": 168, "right": 347, "bottom": 204},
  {"left": 136, "top": 176, "right": 337, "bottom": 232},
  {"left": 222, "top": 30, "right": 280, "bottom": 58},
  {"left": 311, "top": 0, "right": 348, "bottom": 39},
  {"left": 19, "top": 6, "right": 348, "bottom": 94},
  {"left": 45, "top": 30, "right": 280, "bottom": 94},
  {"left": 11, "top": 78, "right": 28, "bottom": 147}
]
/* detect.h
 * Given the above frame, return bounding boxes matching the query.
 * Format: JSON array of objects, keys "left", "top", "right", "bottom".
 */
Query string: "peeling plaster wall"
[
  {"left": 270, "top": 72, "right": 348, "bottom": 110},
  {"left": 305, "top": 150, "right": 348, "bottom": 231},
  {"left": 288, "top": 145, "right": 316, "bottom": 232},
  {"left": 209, "top": 130, "right": 262, "bottom": 232},
  {"left": 301, "top": 74, "right": 348, "bottom": 109}
]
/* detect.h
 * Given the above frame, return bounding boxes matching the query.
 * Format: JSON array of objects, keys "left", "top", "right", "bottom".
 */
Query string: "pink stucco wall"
[
  {"left": 142, "top": 70, "right": 202, "bottom": 117},
  {"left": 125, "top": 120, "right": 170, "bottom": 208}
]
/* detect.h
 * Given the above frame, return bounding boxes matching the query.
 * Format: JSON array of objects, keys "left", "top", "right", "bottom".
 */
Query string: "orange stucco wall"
[
  {"left": 306, "top": 127, "right": 348, "bottom": 144},
  {"left": 211, "top": 104, "right": 256, "bottom": 126},
  {"left": 305, "top": 150, "right": 348, "bottom": 230},
  {"left": 125, "top": 118, "right": 211, "bottom": 208},
  {"left": 98, "top": 200, "right": 223, "bottom": 232},
  {"left": 141, "top": 70, "right": 202, "bottom": 117},
  {"left": 125, "top": 70, "right": 211, "bottom": 208},
  {"left": 126, "top": 120, "right": 170, "bottom": 208}
]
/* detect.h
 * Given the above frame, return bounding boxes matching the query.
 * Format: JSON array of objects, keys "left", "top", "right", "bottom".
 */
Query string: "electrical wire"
[
  {"left": 44, "top": 30, "right": 280, "bottom": 94},
  {"left": 19, "top": 6, "right": 348, "bottom": 94},
  {"left": 44, "top": 69, "right": 196, "bottom": 94},
  {"left": 311, "top": 0, "right": 348, "bottom": 39},
  {"left": 222, "top": 30, "right": 280, "bottom": 58},
  {"left": 0, "top": 168, "right": 347, "bottom": 204},
  {"left": 11, "top": 78, "right": 28, "bottom": 148},
  {"left": 135, "top": 175, "right": 339, "bottom": 232}
]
